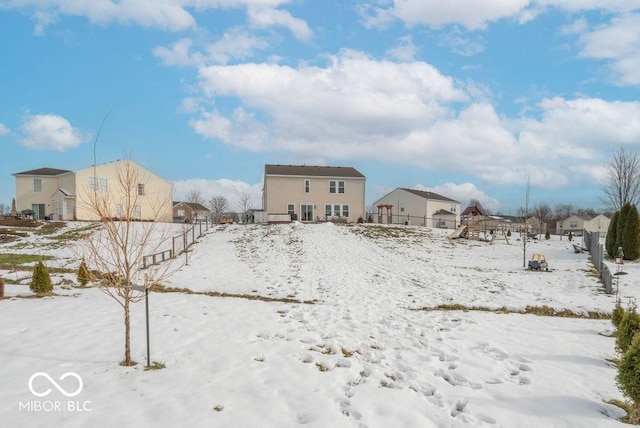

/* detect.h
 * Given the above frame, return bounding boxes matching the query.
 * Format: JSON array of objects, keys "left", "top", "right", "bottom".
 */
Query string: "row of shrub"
[
  {"left": 607, "top": 202, "right": 640, "bottom": 260},
  {"left": 28, "top": 259, "right": 91, "bottom": 294},
  {"left": 612, "top": 300, "right": 640, "bottom": 423}
]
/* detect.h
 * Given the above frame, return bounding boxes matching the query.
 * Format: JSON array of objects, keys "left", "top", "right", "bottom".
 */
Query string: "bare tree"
[
  {"left": 0, "top": 203, "right": 7, "bottom": 215},
  {"left": 554, "top": 203, "right": 574, "bottom": 221},
  {"left": 600, "top": 146, "right": 640, "bottom": 212},
  {"left": 208, "top": 195, "right": 229, "bottom": 223},
  {"left": 236, "top": 187, "right": 255, "bottom": 223},
  {"left": 74, "top": 157, "right": 178, "bottom": 366},
  {"left": 186, "top": 190, "right": 206, "bottom": 206},
  {"left": 532, "top": 202, "right": 552, "bottom": 236}
]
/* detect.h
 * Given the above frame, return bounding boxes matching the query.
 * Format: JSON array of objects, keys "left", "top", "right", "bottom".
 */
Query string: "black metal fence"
[
  {"left": 584, "top": 231, "right": 614, "bottom": 294},
  {"left": 142, "top": 220, "right": 211, "bottom": 269}
]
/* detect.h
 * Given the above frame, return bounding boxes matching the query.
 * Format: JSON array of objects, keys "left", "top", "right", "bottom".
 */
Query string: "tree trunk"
[{"left": 123, "top": 298, "right": 132, "bottom": 365}]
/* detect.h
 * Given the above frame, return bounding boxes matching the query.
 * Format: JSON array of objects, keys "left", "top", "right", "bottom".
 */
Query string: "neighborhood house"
[
  {"left": 263, "top": 164, "right": 366, "bottom": 223},
  {"left": 13, "top": 159, "right": 173, "bottom": 222},
  {"left": 372, "top": 188, "right": 461, "bottom": 228}
]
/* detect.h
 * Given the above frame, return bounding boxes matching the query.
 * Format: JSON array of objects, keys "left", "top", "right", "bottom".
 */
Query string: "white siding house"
[{"left": 372, "top": 188, "right": 461, "bottom": 228}]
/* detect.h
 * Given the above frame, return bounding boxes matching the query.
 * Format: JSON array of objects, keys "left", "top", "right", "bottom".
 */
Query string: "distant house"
[
  {"left": 173, "top": 202, "right": 211, "bottom": 223},
  {"left": 584, "top": 214, "right": 610, "bottom": 236},
  {"left": 263, "top": 164, "right": 366, "bottom": 223},
  {"left": 460, "top": 206, "right": 484, "bottom": 223},
  {"left": 372, "top": 188, "right": 460, "bottom": 228},
  {"left": 556, "top": 215, "right": 590, "bottom": 236},
  {"left": 13, "top": 160, "right": 173, "bottom": 222},
  {"left": 554, "top": 214, "right": 609, "bottom": 237}
]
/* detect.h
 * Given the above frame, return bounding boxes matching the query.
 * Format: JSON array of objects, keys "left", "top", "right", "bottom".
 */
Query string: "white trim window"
[
  {"left": 116, "top": 204, "right": 124, "bottom": 218},
  {"left": 138, "top": 183, "right": 145, "bottom": 196},
  {"left": 89, "top": 177, "right": 108, "bottom": 192},
  {"left": 329, "top": 180, "right": 345, "bottom": 194},
  {"left": 304, "top": 179, "right": 310, "bottom": 193},
  {"left": 134, "top": 205, "right": 142, "bottom": 219},
  {"left": 342, "top": 205, "right": 349, "bottom": 218},
  {"left": 33, "top": 179, "right": 42, "bottom": 192},
  {"left": 325, "top": 204, "right": 332, "bottom": 218},
  {"left": 287, "top": 204, "right": 295, "bottom": 216}
]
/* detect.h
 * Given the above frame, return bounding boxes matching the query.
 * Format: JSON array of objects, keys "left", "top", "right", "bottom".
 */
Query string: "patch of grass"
[
  {"left": 144, "top": 361, "right": 166, "bottom": 371},
  {"left": 341, "top": 347, "right": 356, "bottom": 358},
  {"left": 32, "top": 222, "right": 66, "bottom": 236},
  {"left": 50, "top": 224, "right": 100, "bottom": 242},
  {"left": 413, "top": 303, "right": 610, "bottom": 319},
  {"left": 0, "top": 254, "right": 54, "bottom": 266},
  {"left": 605, "top": 399, "right": 636, "bottom": 423},
  {"left": 315, "top": 362, "right": 329, "bottom": 372}
]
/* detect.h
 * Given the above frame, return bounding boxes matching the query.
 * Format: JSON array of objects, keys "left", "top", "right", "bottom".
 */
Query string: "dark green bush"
[
  {"left": 30, "top": 260, "right": 52, "bottom": 294},
  {"left": 77, "top": 259, "right": 91, "bottom": 286},
  {"left": 617, "top": 304, "right": 640, "bottom": 354}
]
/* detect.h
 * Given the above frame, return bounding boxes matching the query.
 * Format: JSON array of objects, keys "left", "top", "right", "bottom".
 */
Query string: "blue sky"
[{"left": 1, "top": 1, "right": 640, "bottom": 214}]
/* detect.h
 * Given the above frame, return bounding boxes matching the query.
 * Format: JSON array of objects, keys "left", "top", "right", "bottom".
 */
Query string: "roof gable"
[
  {"left": 400, "top": 188, "right": 459, "bottom": 203},
  {"left": 13, "top": 167, "right": 72, "bottom": 176},
  {"left": 265, "top": 164, "right": 365, "bottom": 178},
  {"left": 173, "top": 202, "right": 210, "bottom": 212}
]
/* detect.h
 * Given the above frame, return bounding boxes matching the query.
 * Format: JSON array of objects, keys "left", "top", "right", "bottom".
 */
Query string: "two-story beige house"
[
  {"left": 263, "top": 164, "right": 366, "bottom": 223},
  {"left": 373, "top": 188, "right": 460, "bottom": 228},
  {"left": 13, "top": 159, "right": 173, "bottom": 222}
]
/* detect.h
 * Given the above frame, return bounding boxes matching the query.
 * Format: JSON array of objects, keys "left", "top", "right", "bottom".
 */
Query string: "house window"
[
  {"left": 287, "top": 204, "right": 295, "bottom": 216},
  {"left": 89, "top": 177, "right": 108, "bottom": 192},
  {"left": 138, "top": 183, "right": 145, "bottom": 195},
  {"left": 450, "top": 205, "right": 457, "bottom": 213},
  {"left": 342, "top": 205, "right": 349, "bottom": 218},
  {"left": 134, "top": 205, "right": 141, "bottom": 219},
  {"left": 570, "top": 221, "right": 578, "bottom": 228},
  {"left": 54, "top": 201, "right": 63, "bottom": 217},
  {"left": 325, "top": 205, "right": 332, "bottom": 218},
  {"left": 334, "top": 204, "right": 340, "bottom": 217},
  {"left": 33, "top": 179, "right": 42, "bottom": 192},
  {"left": 116, "top": 204, "right": 124, "bottom": 218},
  {"left": 304, "top": 179, "right": 310, "bottom": 193},
  {"left": 329, "top": 180, "right": 345, "bottom": 194},
  {"left": 66, "top": 201, "right": 73, "bottom": 216},
  {"left": 400, "top": 202, "right": 405, "bottom": 213}
]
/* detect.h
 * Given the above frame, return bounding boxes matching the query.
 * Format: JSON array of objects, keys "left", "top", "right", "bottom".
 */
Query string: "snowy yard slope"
[{"left": 0, "top": 222, "right": 637, "bottom": 427}]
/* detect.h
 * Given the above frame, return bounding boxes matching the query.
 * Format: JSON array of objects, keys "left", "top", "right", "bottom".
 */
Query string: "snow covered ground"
[{"left": 1, "top": 221, "right": 638, "bottom": 427}]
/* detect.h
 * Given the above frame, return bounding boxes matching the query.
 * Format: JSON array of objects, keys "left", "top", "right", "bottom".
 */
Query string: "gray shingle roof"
[
  {"left": 13, "top": 167, "right": 71, "bottom": 176},
  {"left": 401, "top": 188, "right": 459, "bottom": 203},
  {"left": 265, "top": 164, "right": 365, "bottom": 178}
]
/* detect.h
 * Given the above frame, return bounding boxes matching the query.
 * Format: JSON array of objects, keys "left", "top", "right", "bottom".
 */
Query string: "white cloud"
[
  {"left": 154, "top": 38, "right": 197, "bottom": 66},
  {"left": 204, "top": 28, "right": 270, "bottom": 64},
  {"left": 0, "top": 123, "right": 9, "bottom": 136},
  {"left": 19, "top": 113, "right": 87, "bottom": 151},
  {"left": 248, "top": 6, "right": 312, "bottom": 41},
  {"left": 4, "top": 0, "right": 300, "bottom": 33},
  {"left": 575, "top": 13, "right": 640, "bottom": 85},
  {"left": 385, "top": 35, "right": 418, "bottom": 61},
  {"left": 414, "top": 182, "right": 501, "bottom": 212},
  {"left": 184, "top": 47, "right": 640, "bottom": 192},
  {"left": 371, "top": 0, "right": 531, "bottom": 30},
  {"left": 360, "top": 0, "right": 640, "bottom": 31},
  {"left": 172, "top": 178, "right": 262, "bottom": 211}
]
